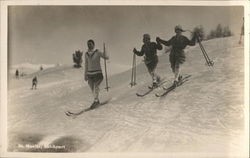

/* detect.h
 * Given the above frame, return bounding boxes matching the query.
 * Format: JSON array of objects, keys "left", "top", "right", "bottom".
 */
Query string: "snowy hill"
[
  {"left": 7, "top": 36, "right": 247, "bottom": 156},
  {"left": 9, "top": 63, "right": 57, "bottom": 78}
]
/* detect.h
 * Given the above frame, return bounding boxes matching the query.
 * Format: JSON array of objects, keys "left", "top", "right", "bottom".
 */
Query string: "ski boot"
[
  {"left": 178, "top": 75, "right": 182, "bottom": 82},
  {"left": 149, "top": 82, "right": 158, "bottom": 89},
  {"left": 156, "top": 76, "right": 161, "bottom": 83},
  {"left": 90, "top": 100, "right": 100, "bottom": 109},
  {"left": 153, "top": 82, "right": 158, "bottom": 88},
  {"left": 173, "top": 80, "right": 178, "bottom": 88}
]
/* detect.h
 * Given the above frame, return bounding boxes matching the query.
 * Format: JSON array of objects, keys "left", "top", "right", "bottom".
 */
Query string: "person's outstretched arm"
[
  {"left": 156, "top": 37, "right": 173, "bottom": 46},
  {"left": 133, "top": 46, "right": 144, "bottom": 56},
  {"left": 185, "top": 32, "right": 199, "bottom": 46},
  {"left": 155, "top": 40, "right": 163, "bottom": 50}
]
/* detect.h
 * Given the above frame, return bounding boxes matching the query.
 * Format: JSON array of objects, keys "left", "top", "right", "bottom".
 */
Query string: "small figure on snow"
[
  {"left": 156, "top": 25, "right": 197, "bottom": 87},
  {"left": 84, "top": 39, "right": 109, "bottom": 109},
  {"left": 31, "top": 76, "right": 38, "bottom": 90},
  {"left": 15, "top": 69, "right": 19, "bottom": 79},
  {"left": 133, "top": 34, "right": 163, "bottom": 88}
]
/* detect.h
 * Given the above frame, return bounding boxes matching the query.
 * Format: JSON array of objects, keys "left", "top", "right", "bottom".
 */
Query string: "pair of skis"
[
  {"left": 155, "top": 75, "right": 191, "bottom": 97},
  {"left": 136, "top": 78, "right": 168, "bottom": 97},
  {"left": 136, "top": 75, "right": 191, "bottom": 97},
  {"left": 65, "top": 99, "right": 110, "bottom": 117}
]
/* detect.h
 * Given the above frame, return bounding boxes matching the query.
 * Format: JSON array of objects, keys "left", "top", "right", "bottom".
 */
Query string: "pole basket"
[
  {"left": 130, "top": 82, "right": 136, "bottom": 87},
  {"left": 105, "top": 86, "right": 111, "bottom": 91},
  {"left": 205, "top": 60, "right": 214, "bottom": 67}
]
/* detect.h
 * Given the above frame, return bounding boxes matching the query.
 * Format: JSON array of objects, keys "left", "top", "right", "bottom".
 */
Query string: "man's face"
[{"left": 87, "top": 42, "right": 95, "bottom": 50}]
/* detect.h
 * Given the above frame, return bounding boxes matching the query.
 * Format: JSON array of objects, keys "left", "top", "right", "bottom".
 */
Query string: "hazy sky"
[{"left": 8, "top": 6, "right": 243, "bottom": 66}]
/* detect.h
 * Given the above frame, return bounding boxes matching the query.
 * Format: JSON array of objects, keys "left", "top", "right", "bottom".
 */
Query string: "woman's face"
[
  {"left": 87, "top": 41, "right": 95, "bottom": 50},
  {"left": 175, "top": 29, "right": 182, "bottom": 35}
]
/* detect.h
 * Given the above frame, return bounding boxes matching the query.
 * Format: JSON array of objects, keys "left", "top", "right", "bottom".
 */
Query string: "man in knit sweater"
[
  {"left": 84, "top": 39, "right": 109, "bottom": 109},
  {"left": 156, "top": 25, "right": 197, "bottom": 87},
  {"left": 133, "top": 34, "right": 163, "bottom": 88}
]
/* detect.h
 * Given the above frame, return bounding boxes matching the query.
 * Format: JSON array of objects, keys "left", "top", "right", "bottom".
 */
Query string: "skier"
[
  {"left": 84, "top": 39, "right": 109, "bottom": 109},
  {"left": 133, "top": 34, "right": 163, "bottom": 88},
  {"left": 15, "top": 69, "right": 19, "bottom": 79},
  {"left": 31, "top": 76, "right": 38, "bottom": 89},
  {"left": 156, "top": 25, "right": 197, "bottom": 87}
]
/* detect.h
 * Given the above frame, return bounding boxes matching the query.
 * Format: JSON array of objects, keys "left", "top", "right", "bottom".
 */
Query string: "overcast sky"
[{"left": 8, "top": 6, "right": 243, "bottom": 66}]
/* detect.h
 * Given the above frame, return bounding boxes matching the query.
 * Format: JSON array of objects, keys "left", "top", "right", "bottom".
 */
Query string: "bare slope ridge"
[{"left": 8, "top": 36, "right": 246, "bottom": 154}]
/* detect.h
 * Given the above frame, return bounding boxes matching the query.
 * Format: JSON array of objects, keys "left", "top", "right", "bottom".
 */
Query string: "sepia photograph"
[{"left": 0, "top": 1, "right": 249, "bottom": 158}]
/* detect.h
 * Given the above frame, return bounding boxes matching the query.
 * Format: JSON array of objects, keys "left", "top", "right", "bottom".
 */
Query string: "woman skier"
[
  {"left": 133, "top": 34, "right": 163, "bottom": 88},
  {"left": 84, "top": 39, "right": 109, "bottom": 109},
  {"left": 156, "top": 25, "right": 197, "bottom": 87}
]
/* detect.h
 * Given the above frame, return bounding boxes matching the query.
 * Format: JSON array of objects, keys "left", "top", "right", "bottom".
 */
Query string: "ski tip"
[
  {"left": 67, "top": 111, "right": 74, "bottom": 114},
  {"left": 136, "top": 93, "right": 143, "bottom": 97},
  {"left": 65, "top": 111, "right": 71, "bottom": 116},
  {"left": 155, "top": 94, "right": 160, "bottom": 97}
]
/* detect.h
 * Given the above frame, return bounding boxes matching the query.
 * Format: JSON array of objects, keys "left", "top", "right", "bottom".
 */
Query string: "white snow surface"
[{"left": 7, "top": 37, "right": 247, "bottom": 156}]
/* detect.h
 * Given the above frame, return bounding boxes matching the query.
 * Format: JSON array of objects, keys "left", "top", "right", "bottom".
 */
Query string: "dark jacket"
[
  {"left": 134, "top": 42, "right": 162, "bottom": 63},
  {"left": 160, "top": 35, "right": 196, "bottom": 52}
]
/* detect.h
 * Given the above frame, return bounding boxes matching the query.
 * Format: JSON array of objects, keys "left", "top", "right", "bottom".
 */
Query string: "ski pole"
[
  {"left": 134, "top": 53, "right": 136, "bottom": 85},
  {"left": 130, "top": 53, "right": 136, "bottom": 87},
  {"left": 197, "top": 38, "right": 210, "bottom": 65},
  {"left": 197, "top": 37, "right": 214, "bottom": 66},
  {"left": 130, "top": 53, "right": 134, "bottom": 87},
  {"left": 185, "top": 29, "right": 213, "bottom": 66},
  {"left": 103, "top": 43, "right": 110, "bottom": 91},
  {"left": 201, "top": 43, "right": 214, "bottom": 66},
  {"left": 199, "top": 41, "right": 213, "bottom": 66},
  {"left": 196, "top": 33, "right": 214, "bottom": 66},
  {"left": 195, "top": 33, "right": 214, "bottom": 66},
  {"left": 132, "top": 53, "right": 136, "bottom": 86}
]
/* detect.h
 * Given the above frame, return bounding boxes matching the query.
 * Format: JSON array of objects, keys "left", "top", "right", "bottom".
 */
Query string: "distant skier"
[
  {"left": 133, "top": 34, "right": 163, "bottom": 88},
  {"left": 156, "top": 25, "right": 197, "bottom": 87},
  {"left": 84, "top": 39, "right": 109, "bottom": 109},
  {"left": 15, "top": 69, "right": 19, "bottom": 79},
  {"left": 31, "top": 76, "right": 38, "bottom": 90}
]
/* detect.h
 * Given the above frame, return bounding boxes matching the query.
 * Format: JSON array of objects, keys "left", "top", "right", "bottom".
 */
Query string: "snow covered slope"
[
  {"left": 7, "top": 36, "right": 247, "bottom": 156},
  {"left": 9, "top": 63, "right": 56, "bottom": 77}
]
